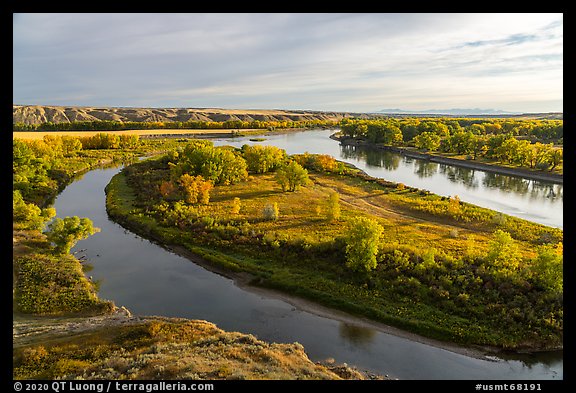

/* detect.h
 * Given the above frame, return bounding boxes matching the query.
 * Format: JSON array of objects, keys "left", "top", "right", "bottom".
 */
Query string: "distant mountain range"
[{"left": 375, "top": 108, "right": 520, "bottom": 115}]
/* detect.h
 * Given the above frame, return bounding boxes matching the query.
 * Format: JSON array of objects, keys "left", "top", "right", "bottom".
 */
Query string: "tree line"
[
  {"left": 340, "top": 117, "right": 563, "bottom": 143},
  {"left": 340, "top": 118, "right": 563, "bottom": 171},
  {"left": 13, "top": 119, "right": 339, "bottom": 132}
]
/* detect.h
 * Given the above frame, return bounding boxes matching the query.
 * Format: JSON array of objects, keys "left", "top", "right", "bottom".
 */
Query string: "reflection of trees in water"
[
  {"left": 482, "top": 173, "right": 563, "bottom": 203},
  {"left": 494, "top": 350, "right": 563, "bottom": 369},
  {"left": 339, "top": 145, "right": 400, "bottom": 170},
  {"left": 339, "top": 323, "right": 377, "bottom": 347},
  {"left": 530, "top": 182, "right": 563, "bottom": 202},
  {"left": 340, "top": 144, "right": 361, "bottom": 160},
  {"left": 365, "top": 150, "right": 400, "bottom": 170},
  {"left": 438, "top": 164, "right": 479, "bottom": 189},
  {"left": 414, "top": 160, "right": 438, "bottom": 179},
  {"left": 339, "top": 144, "right": 562, "bottom": 206},
  {"left": 483, "top": 173, "right": 530, "bottom": 195}
]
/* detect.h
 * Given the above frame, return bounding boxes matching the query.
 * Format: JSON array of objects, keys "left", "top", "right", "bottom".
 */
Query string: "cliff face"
[{"left": 13, "top": 105, "right": 368, "bottom": 125}]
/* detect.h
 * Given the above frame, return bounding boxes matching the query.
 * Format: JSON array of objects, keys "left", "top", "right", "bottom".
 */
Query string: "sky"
[{"left": 13, "top": 13, "right": 563, "bottom": 113}]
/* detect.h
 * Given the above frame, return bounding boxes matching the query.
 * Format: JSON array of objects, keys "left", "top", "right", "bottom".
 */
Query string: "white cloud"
[{"left": 13, "top": 13, "right": 563, "bottom": 112}]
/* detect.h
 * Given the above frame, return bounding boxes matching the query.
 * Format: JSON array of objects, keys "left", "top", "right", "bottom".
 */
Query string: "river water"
[
  {"left": 52, "top": 130, "right": 562, "bottom": 380},
  {"left": 212, "top": 130, "right": 562, "bottom": 229}
]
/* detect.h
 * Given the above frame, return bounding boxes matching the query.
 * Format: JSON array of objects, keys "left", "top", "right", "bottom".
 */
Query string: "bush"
[
  {"left": 263, "top": 203, "right": 279, "bottom": 221},
  {"left": 326, "top": 192, "right": 341, "bottom": 221},
  {"left": 231, "top": 197, "right": 241, "bottom": 214}
]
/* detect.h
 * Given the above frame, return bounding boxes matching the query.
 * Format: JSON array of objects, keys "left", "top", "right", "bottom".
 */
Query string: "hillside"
[{"left": 13, "top": 105, "right": 367, "bottom": 125}]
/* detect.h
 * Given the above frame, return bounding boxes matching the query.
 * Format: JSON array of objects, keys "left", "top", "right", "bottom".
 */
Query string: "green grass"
[
  {"left": 13, "top": 230, "right": 113, "bottom": 316},
  {"left": 106, "top": 155, "right": 562, "bottom": 350}
]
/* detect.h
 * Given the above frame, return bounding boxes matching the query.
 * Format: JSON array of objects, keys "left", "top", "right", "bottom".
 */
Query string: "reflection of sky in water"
[{"left": 215, "top": 130, "right": 562, "bottom": 228}]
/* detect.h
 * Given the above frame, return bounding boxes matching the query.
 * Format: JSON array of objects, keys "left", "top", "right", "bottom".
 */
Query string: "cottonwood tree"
[
  {"left": 13, "top": 190, "right": 55, "bottom": 230},
  {"left": 171, "top": 144, "right": 248, "bottom": 185},
  {"left": 344, "top": 217, "right": 383, "bottom": 273},
  {"left": 242, "top": 145, "right": 286, "bottom": 173},
  {"left": 275, "top": 161, "right": 309, "bottom": 192},
  {"left": 327, "top": 192, "right": 341, "bottom": 221},
  {"left": 44, "top": 216, "right": 100, "bottom": 255},
  {"left": 179, "top": 174, "right": 213, "bottom": 205}
]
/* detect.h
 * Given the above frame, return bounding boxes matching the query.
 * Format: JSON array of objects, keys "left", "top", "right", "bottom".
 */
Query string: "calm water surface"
[
  {"left": 52, "top": 130, "right": 563, "bottom": 380},
  {"left": 212, "top": 130, "right": 562, "bottom": 228}
]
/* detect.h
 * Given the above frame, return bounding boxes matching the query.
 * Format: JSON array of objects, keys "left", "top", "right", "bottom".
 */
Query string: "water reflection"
[
  {"left": 438, "top": 164, "right": 480, "bottom": 189},
  {"left": 495, "top": 350, "right": 564, "bottom": 369},
  {"left": 414, "top": 160, "right": 438, "bottom": 179},
  {"left": 481, "top": 173, "right": 563, "bottom": 204},
  {"left": 339, "top": 145, "right": 401, "bottom": 171},
  {"left": 339, "top": 323, "right": 377, "bottom": 347},
  {"left": 330, "top": 138, "right": 561, "bottom": 228}
]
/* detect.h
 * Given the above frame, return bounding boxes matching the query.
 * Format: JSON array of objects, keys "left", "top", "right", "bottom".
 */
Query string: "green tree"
[
  {"left": 13, "top": 190, "right": 56, "bottom": 230},
  {"left": 44, "top": 216, "right": 100, "bottom": 255},
  {"left": 530, "top": 243, "right": 562, "bottom": 294},
  {"left": 485, "top": 229, "right": 522, "bottom": 279},
  {"left": 171, "top": 144, "right": 248, "bottom": 185},
  {"left": 242, "top": 145, "right": 286, "bottom": 173},
  {"left": 413, "top": 132, "right": 441, "bottom": 151},
  {"left": 546, "top": 148, "right": 563, "bottom": 171},
  {"left": 326, "top": 192, "right": 341, "bottom": 221},
  {"left": 275, "top": 161, "right": 309, "bottom": 192},
  {"left": 345, "top": 217, "right": 383, "bottom": 272}
]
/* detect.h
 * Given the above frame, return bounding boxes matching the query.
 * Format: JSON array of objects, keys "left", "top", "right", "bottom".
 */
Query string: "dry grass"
[
  {"left": 206, "top": 172, "right": 494, "bottom": 257},
  {"left": 13, "top": 318, "right": 370, "bottom": 380}
]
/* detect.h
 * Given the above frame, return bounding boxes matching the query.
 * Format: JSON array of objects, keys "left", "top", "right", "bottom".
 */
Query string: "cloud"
[{"left": 13, "top": 13, "right": 563, "bottom": 113}]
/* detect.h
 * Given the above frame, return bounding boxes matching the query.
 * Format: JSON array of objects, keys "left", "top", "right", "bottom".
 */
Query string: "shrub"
[
  {"left": 263, "top": 203, "right": 279, "bottom": 221},
  {"left": 231, "top": 197, "right": 241, "bottom": 214},
  {"left": 326, "top": 192, "right": 341, "bottom": 221}
]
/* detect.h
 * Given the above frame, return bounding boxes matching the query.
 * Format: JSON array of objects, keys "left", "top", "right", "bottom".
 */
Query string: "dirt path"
[
  {"left": 12, "top": 307, "right": 147, "bottom": 348},
  {"left": 310, "top": 176, "right": 484, "bottom": 236}
]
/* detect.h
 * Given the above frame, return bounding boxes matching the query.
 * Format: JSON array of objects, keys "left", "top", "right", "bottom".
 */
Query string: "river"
[
  {"left": 211, "top": 129, "right": 562, "bottom": 229},
  {"left": 52, "top": 130, "right": 562, "bottom": 380}
]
